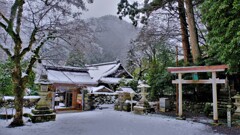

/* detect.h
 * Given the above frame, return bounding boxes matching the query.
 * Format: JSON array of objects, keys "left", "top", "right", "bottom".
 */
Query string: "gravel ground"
[{"left": 157, "top": 110, "right": 240, "bottom": 135}]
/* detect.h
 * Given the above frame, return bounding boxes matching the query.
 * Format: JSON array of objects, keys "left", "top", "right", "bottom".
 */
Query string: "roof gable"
[
  {"left": 86, "top": 60, "right": 133, "bottom": 81},
  {"left": 88, "top": 85, "right": 114, "bottom": 93},
  {"left": 117, "top": 87, "right": 135, "bottom": 93}
]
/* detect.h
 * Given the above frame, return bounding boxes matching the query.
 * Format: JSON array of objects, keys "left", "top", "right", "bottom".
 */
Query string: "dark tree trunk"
[
  {"left": 178, "top": 0, "right": 192, "bottom": 64},
  {"left": 185, "top": 0, "right": 201, "bottom": 64},
  {"left": 9, "top": 58, "right": 26, "bottom": 127}
]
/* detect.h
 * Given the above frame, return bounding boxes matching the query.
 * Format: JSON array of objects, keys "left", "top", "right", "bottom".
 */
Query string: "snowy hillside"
[{"left": 87, "top": 15, "right": 139, "bottom": 65}]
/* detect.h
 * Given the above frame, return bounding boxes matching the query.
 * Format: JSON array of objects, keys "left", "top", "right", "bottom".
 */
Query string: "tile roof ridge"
[
  {"left": 43, "top": 65, "right": 88, "bottom": 72},
  {"left": 85, "top": 60, "right": 120, "bottom": 67}
]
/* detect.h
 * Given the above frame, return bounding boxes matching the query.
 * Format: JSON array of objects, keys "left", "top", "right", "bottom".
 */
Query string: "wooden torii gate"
[{"left": 167, "top": 65, "right": 228, "bottom": 123}]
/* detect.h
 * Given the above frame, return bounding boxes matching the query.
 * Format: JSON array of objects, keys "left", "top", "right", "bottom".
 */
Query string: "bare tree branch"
[
  {"left": 26, "top": 0, "right": 37, "bottom": 27},
  {"left": 0, "top": 12, "right": 9, "bottom": 24},
  {"left": 7, "top": 0, "right": 18, "bottom": 33},
  {"left": 15, "top": 0, "right": 24, "bottom": 35},
  {"left": 24, "top": 36, "right": 51, "bottom": 77},
  {"left": 0, "top": 43, "right": 12, "bottom": 56},
  {"left": 20, "top": 27, "right": 37, "bottom": 57},
  {"left": 0, "top": 22, "right": 7, "bottom": 30}
]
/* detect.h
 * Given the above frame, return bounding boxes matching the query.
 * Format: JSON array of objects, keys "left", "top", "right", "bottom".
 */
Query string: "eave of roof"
[{"left": 44, "top": 65, "right": 88, "bottom": 72}]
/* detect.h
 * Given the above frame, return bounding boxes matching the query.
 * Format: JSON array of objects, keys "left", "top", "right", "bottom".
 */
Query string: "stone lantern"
[
  {"left": 133, "top": 81, "right": 150, "bottom": 114},
  {"left": 137, "top": 82, "right": 150, "bottom": 104},
  {"left": 30, "top": 74, "right": 56, "bottom": 123},
  {"left": 36, "top": 78, "right": 52, "bottom": 109},
  {"left": 232, "top": 92, "right": 240, "bottom": 119}
]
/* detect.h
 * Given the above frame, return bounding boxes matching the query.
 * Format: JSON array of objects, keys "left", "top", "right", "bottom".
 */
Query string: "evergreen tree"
[
  {"left": 66, "top": 50, "right": 86, "bottom": 67},
  {"left": 201, "top": 0, "right": 240, "bottom": 71},
  {"left": 146, "top": 42, "right": 175, "bottom": 101},
  {"left": 0, "top": 60, "right": 13, "bottom": 96}
]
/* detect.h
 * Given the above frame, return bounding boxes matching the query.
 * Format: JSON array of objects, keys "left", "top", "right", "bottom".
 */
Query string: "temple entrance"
[
  {"left": 54, "top": 87, "right": 83, "bottom": 111},
  {"left": 65, "top": 92, "right": 73, "bottom": 107}
]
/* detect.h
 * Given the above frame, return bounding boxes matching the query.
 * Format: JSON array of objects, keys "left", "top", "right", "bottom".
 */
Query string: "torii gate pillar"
[
  {"left": 178, "top": 73, "right": 183, "bottom": 117},
  {"left": 212, "top": 71, "right": 218, "bottom": 123}
]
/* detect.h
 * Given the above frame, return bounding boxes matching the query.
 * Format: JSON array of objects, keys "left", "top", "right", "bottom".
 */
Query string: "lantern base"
[
  {"left": 133, "top": 106, "right": 146, "bottom": 115},
  {"left": 30, "top": 108, "right": 56, "bottom": 123},
  {"left": 30, "top": 113, "right": 56, "bottom": 123}
]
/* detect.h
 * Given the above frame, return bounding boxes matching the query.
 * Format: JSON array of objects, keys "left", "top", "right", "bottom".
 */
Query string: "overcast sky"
[
  {"left": 82, "top": 0, "right": 135, "bottom": 22},
  {"left": 82, "top": 0, "right": 119, "bottom": 18}
]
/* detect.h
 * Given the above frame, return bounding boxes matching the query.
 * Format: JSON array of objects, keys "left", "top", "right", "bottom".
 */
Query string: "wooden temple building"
[{"left": 36, "top": 60, "right": 133, "bottom": 111}]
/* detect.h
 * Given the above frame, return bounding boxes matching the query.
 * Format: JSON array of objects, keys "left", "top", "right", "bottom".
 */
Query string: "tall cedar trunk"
[
  {"left": 185, "top": 0, "right": 201, "bottom": 64},
  {"left": 178, "top": 0, "right": 192, "bottom": 64},
  {"left": 9, "top": 58, "right": 25, "bottom": 127}
]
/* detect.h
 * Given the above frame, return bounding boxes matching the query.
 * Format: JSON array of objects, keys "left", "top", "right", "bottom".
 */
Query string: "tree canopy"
[{"left": 201, "top": 0, "right": 240, "bottom": 71}]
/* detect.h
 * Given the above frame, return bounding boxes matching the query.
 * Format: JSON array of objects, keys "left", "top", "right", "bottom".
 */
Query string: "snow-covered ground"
[{"left": 0, "top": 104, "right": 221, "bottom": 135}]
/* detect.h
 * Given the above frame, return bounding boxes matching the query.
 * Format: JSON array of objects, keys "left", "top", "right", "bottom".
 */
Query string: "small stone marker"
[
  {"left": 159, "top": 98, "right": 170, "bottom": 112},
  {"left": 227, "top": 105, "right": 231, "bottom": 127}
]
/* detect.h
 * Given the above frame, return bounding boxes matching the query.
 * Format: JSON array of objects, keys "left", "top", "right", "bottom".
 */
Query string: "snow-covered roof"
[
  {"left": 87, "top": 85, "right": 114, "bottom": 93},
  {"left": 90, "top": 92, "right": 118, "bottom": 96},
  {"left": 137, "top": 83, "right": 150, "bottom": 88},
  {"left": 86, "top": 61, "right": 121, "bottom": 81},
  {"left": 116, "top": 87, "right": 135, "bottom": 93},
  {"left": 102, "top": 63, "right": 121, "bottom": 77},
  {"left": 86, "top": 60, "right": 133, "bottom": 84},
  {"left": 41, "top": 65, "right": 97, "bottom": 85},
  {"left": 87, "top": 86, "right": 117, "bottom": 95},
  {"left": 100, "top": 77, "right": 133, "bottom": 84},
  {"left": 47, "top": 69, "right": 97, "bottom": 85}
]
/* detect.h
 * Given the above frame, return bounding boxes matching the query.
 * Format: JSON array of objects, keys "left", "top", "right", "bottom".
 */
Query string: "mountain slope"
[{"left": 87, "top": 15, "right": 139, "bottom": 65}]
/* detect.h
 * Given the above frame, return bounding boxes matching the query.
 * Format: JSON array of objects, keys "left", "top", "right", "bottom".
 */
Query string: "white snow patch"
[
  {"left": 125, "top": 100, "right": 137, "bottom": 104},
  {"left": 2, "top": 96, "right": 40, "bottom": 101}
]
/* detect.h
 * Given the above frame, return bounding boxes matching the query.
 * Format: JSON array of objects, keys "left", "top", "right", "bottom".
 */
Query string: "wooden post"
[
  {"left": 82, "top": 90, "right": 85, "bottom": 111},
  {"left": 212, "top": 71, "right": 218, "bottom": 123},
  {"left": 178, "top": 73, "right": 183, "bottom": 117},
  {"left": 176, "top": 46, "right": 179, "bottom": 114},
  {"left": 176, "top": 84, "right": 179, "bottom": 114},
  {"left": 52, "top": 91, "right": 55, "bottom": 110}
]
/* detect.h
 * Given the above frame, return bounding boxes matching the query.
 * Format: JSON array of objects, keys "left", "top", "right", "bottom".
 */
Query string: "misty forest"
[{"left": 0, "top": 0, "right": 240, "bottom": 131}]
